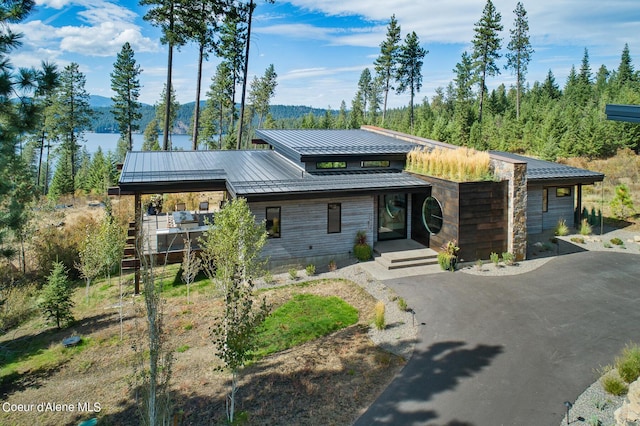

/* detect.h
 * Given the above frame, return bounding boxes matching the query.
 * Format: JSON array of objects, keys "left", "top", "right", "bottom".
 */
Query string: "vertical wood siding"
[
  {"left": 543, "top": 186, "right": 574, "bottom": 230},
  {"left": 527, "top": 186, "right": 544, "bottom": 234}
]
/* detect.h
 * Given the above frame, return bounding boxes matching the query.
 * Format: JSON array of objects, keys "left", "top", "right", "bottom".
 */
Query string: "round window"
[{"left": 421, "top": 196, "right": 443, "bottom": 235}]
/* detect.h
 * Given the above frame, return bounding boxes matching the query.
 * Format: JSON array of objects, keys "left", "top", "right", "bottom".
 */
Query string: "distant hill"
[{"left": 89, "top": 101, "right": 335, "bottom": 134}]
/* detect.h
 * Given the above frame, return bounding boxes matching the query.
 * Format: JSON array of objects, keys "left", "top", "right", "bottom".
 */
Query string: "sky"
[{"left": 10, "top": 0, "right": 640, "bottom": 110}]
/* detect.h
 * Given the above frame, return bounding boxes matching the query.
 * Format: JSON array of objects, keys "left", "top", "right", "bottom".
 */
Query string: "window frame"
[
  {"left": 316, "top": 161, "right": 347, "bottom": 170},
  {"left": 361, "top": 160, "right": 390, "bottom": 168},
  {"left": 556, "top": 187, "right": 571, "bottom": 197},
  {"left": 543, "top": 188, "right": 549, "bottom": 212},
  {"left": 265, "top": 206, "right": 281, "bottom": 238},
  {"left": 327, "top": 203, "right": 342, "bottom": 234}
]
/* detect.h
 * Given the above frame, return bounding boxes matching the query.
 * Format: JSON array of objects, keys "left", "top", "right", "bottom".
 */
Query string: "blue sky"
[{"left": 10, "top": 0, "right": 640, "bottom": 109}]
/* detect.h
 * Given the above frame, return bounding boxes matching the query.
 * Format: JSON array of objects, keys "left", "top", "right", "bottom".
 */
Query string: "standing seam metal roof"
[{"left": 490, "top": 151, "right": 605, "bottom": 182}]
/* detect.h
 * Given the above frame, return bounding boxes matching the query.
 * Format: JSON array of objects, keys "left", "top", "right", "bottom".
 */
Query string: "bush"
[
  {"left": 571, "top": 237, "right": 585, "bottom": 244},
  {"left": 288, "top": 268, "right": 298, "bottom": 280},
  {"left": 490, "top": 252, "right": 500, "bottom": 266},
  {"left": 601, "top": 374, "right": 628, "bottom": 396},
  {"left": 305, "top": 264, "right": 316, "bottom": 276},
  {"left": 374, "top": 301, "right": 385, "bottom": 330},
  {"left": 554, "top": 219, "right": 570, "bottom": 236},
  {"left": 610, "top": 183, "right": 635, "bottom": 220},
  {"left": 262, "top": 270, "right": 274, "bottom": 285},
  {"left": 616, "top": 343, "right": 640, "bottom": 383},
  {"left": 397, "top": 297, "right": 407, "bottom": 312},
  {"left": 610, "top": 237, "right": 624, "bottom": 246},
  {"left": 501, "top": 252, "right": 515, "bottom": 266},
  {"left": 353, "top": 230, "right": 372, "bottom": 261},
  {"left": 328, "top": 260, "right": 337, "bottom": 272},
  {"left": 580, "top": 219, "right": 592, "bottom": 236},
  {"left": 437, "top": 240, "right": 459, "bottom": 272}
]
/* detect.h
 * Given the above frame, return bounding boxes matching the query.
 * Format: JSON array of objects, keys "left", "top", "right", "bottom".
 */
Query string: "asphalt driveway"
[{"left": 354, "top": 251, "right": 640, "bottom": 426}]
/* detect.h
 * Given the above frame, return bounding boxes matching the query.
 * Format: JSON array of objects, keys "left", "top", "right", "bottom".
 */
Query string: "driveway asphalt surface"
[{"left": 354, "top": 251, "right": 640, "bottom": 426}]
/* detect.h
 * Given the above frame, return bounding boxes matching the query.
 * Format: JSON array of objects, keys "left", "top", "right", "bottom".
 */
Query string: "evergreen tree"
[
  {"left": 48, "top": 62, "right": 92, "bottom": 196},
  {"left": 142, "top": 118, "right": 161, "bottom": 151},
  {"left": 617, "top": 43, "right": 635, "bottom": 86},
  {"left": 181, "top": 0, "right": 228, "bottom": 150},
  {"left": 349, "top": 93, "right": 364, "bottom": 129},
  {"left": 141, "top": 0, "right": 189, "bottom": 151},
  {"left": 542, "top": 69, "right": 561, "bottom": 100},
  {"left": 247, "top": 64, "right": 277, "bottom": 135},
  {"left": 357, "top": 68, "right": 373, "bottom": 121},
  {"left": 34, "top": 61, "right": 60, "bottom": 193},
  {"left": 110, "top": 42, "right": 142, "bottom": 155},
  {"left": 155, "top": 84, "right": 179, "bottom": 149},
  {"left": 336, "top": 100, "right": 348, "bottom": 129},
  {"left": 374, "top": 14, "right": 401, "bottom": 125},
  {"left": 471, "top": 0, "right": 503, "bottom": 122},
  {"left": 452, "top": 52, "right": 476, "bottom": 146},
  {"left": 396, "top": 31, "right": 427, "bottom": 133},
  {"left": 320, "top": 106, "right": 334, "bottom": 129},
  {"left": 39, "top": 261, "right": 74, "bottom": 329},
  {"left": 201, "top": 62, "right": 234, "bottom": 149},
  {"left": 505, "top": 2, "right": 533, "bottom": 120}
]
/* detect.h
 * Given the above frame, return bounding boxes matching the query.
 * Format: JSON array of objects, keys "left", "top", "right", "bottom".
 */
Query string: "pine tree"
[
  {"left": 396, "top": 31, "right": 427, "bottom": 133},
  {"left": 39, "top": 261, "right": 74, "bottom": 329},
  {"left": 48, "top": 62, "right": 92, "bottom": 196},
  {"left": 201, "top": 62, "right": 234, "bottom": 149},
  {"left": 336, "top": 100, "right": 348, "bottom": 129},
  {"left": 452, "top": 51, "right": 476, "bottom": 146},
  {"left": 617, "top": 43, "right": 635, "bottom": 86},
  {"left": 110, "top": 42, "right": 142, "bottom": 154},
  {"left": 505, "top": 2, "right": 533, "bottom": 120},
  {"left": 471, "top": 0, "right": 503, "bottom": 122},
  {"left": 246, "top": 64, "right": 277, "bottom": 140},
  {"left": 142, "top": 119, "right": 161, "bottom": 151},
  {"left": 357, "top": 68, "right": 373, "bottom": 121},
  {"left": 374, "top": 15, "right": 402, "bottom": 125},
  {"left": 155, "top": 84, "right": 179, "bottom": 149}
]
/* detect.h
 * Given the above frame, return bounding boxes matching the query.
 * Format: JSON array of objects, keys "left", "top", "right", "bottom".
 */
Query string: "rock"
[{"left": 615, "top": 378, "right": 640, "bottom": 425}]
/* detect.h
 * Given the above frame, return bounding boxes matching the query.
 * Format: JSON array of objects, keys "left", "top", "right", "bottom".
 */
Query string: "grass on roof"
[{"left": 406, "top": 147, "right": 494, "bottom": 182}]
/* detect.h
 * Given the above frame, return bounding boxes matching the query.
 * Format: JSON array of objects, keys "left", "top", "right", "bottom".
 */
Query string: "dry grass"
[
  {"left": 0, "top": 273, "right": 403, "bottom": 426},
  {"left": 406, "top": 146, "right": 493, "bottom": 182},
  {"left": 562, "top": 149, "right": 640, "bottom": 230}
]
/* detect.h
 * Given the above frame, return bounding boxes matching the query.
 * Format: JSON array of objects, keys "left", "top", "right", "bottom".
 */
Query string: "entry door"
[
  {"left": 411, "top": 191, "right": 431, "bottom": 246},
  {"left": 378, "top": 194, "right": 407, "bottom": 241}
]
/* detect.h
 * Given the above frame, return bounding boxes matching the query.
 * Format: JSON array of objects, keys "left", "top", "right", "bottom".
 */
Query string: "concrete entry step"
[{"left": 374, "top": 239, "right": 439, "bottom": 270}]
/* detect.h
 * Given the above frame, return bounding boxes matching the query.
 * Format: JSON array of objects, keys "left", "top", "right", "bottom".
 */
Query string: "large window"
[
  {"left": 328, "top": 203, "right": 341, "bottom": 233},
  {"left": 422, "top": 196, "right": 443, "bottom": 235},
  {"left": 266, "top": 207, "right": 281, "bottom": 238}
]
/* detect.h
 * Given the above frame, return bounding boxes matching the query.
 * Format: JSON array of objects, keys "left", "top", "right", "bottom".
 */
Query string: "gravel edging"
[{"left": 560, "top": 378, "right": 625, "bottom": 426}]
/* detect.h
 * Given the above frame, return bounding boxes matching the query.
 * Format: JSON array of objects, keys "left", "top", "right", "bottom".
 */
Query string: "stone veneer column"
[{"left": 491, "top": 157, "right": 528, "bottom": 261}]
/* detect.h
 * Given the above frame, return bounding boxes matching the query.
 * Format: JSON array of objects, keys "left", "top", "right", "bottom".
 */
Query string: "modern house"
[{"left": 112, "top": 126, "right": 604, "bottom": 284}]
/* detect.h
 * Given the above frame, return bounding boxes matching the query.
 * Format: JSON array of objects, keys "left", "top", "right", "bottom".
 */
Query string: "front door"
[
  {"left": 378, "top": 194, "right": 407, "bottom": 241},
  {"left": 411, "top": 191, "right": 431, "bottom": 246}
]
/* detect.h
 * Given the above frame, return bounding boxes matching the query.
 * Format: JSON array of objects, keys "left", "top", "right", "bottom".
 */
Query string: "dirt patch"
[{"left": 0, "top": 279, "right": 403, "bottom": 426}]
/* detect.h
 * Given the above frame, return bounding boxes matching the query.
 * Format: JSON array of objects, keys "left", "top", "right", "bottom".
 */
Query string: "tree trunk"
[
  {"left": 192, "top": 43, "right": 205, "bottom": 150},
  {"left": 162, "top": 42, "right": 173, "bottom": 151},
  {"left": 236, "top": 0, "right": 254, "bottom": 150}
]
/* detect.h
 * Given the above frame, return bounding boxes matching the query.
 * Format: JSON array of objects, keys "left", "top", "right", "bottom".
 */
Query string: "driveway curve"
[{"left": 354, "top": 251, "right": 640, "bottom": 426}]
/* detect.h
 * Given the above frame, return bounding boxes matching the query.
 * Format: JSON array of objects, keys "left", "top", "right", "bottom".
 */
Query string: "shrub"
[
  {"left": 374, "top": 301, "right": 385, "bottom": 330},
  {"left": 610, "top": 183, "right": 635, "bottom": 220},
  {"left": 501, "top": 252, "right": 515, "bottom": 266},
  {"left": 437, "top": 240, "right": 459, "bottom": 272},
  {"left": 587, "top": 415, "right": 601, "bottom": 426},
  {"left": 353, "top": 230, "right": 372, "bottom": 261},
  {"left": 610, "top": 237, "right": 624, "bottom": 246},
  {"left": 580, "top": 219, "right": 592, "bottom": 236},
  {"left": 263, "top": 270, "right": 274, "bottom": 285},
  {"left": 601, "top": 374, "right": 628, "bottom": 396},
  {"left": 604, "top": 242, "right": 612, "bottom": 248},
  {"left": 615, "top": 343, "right": 640, "bottom": 383},
  {"left": 474, "top": 259, "right": 484, "bottom": 270},
  {"left": 571, "top": 237, "right": 585, "bottom": 244},
  {"left": 554, "top": 219, "right": 570, "bottom": 236},
  {"left": 397, "top": 297, "right": 407, "bottom": 312},
  {"left": 328, "top": 259, "right": 337, "bottom": 272},
  {"left": 305, "top": 264, "right": 316, "bottom": 276},
  {"left": 288, "top": 268, "right": 298, "bottom": 280},
  {"left": 490, "top": 252, "right": 500, "bottom": 266}
]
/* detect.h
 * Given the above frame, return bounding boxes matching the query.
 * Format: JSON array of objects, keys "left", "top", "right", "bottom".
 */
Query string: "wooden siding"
[
  {"left": 527, "top": 186, "right": 544, "bottom": 234},
  {"left": 414, "top": 174, "right": 508, "bottom": 260},
  {"left": 250, "top": 196, "right": 375, "bottom": 264},
  {"left": 528, "top": 185, "right": 575, "bottom": 233}
]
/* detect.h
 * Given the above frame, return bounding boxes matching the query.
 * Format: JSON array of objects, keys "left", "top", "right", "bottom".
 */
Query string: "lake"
[{"left": 81, "top": 132, "right": 194, "bottom": 154}]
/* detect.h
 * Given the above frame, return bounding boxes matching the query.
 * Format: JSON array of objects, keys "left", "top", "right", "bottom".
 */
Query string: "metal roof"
[
  {"left": 491, "top": 151, "right": 605, "bottom": 184},
  {"left": 605, "top": 104, "right": 640, "bottom": 123},
  {"left": 118, "top": 149, "right": 430, "bottom": 198},
  {"left": 255, "top": 129, "right": 417, "bottom": 162}
]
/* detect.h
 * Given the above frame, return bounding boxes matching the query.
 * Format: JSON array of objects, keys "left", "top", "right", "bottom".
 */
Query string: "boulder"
[{"left": 615, "top": 378, "right": 640, "bottom": 425}]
